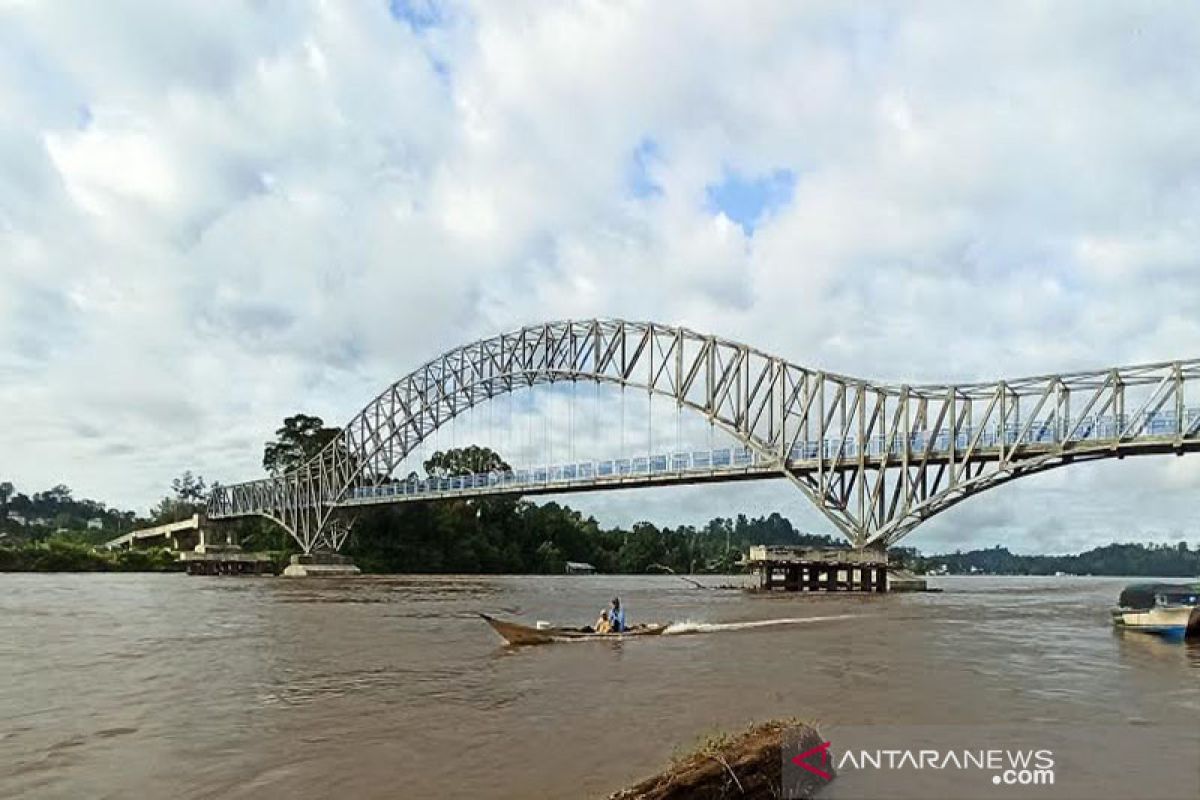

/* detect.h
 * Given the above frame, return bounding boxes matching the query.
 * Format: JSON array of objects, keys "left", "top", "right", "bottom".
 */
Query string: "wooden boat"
[
  {"left": 480, "top": 613, "right": 669, "bottom": 645},
  {"left": 1111, "top": 583, "right": 1200, "bottom": 639}
]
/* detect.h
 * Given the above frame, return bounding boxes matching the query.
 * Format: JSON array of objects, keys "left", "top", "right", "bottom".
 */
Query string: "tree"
[
  {"left": 423, "top": 445, "right": 511, "bottom": 479},
  {"left": 0, "top": 481, "right": 12, "bottom": 525},
  {"left": 151, "top": 471, "right": 209, "bottom": 524},
  {"left": 536, "top": 540, "right": 566, "bottom": 573},
  {"left": 171, "top": 471, "right": 208, "bottom": 503},
  {"left": 36, "top": 485, "right": 72, "bottom": 506},
  {"left": 263, "top": 414, "right": 342, "bottom": 476},
  {"left": 8, "top": 493, "right": 31, "bottom": 514}
]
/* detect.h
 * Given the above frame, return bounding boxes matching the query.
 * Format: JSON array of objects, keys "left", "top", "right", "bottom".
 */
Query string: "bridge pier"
[
  {"left": 749, "top": 545, "right": 889, "bottom": 593},
  {"left": 282, "top": 553, "right": 361, "bottom": 577},
  {"left": 193, "top": 522, "right": 238, "bottom": 553}
]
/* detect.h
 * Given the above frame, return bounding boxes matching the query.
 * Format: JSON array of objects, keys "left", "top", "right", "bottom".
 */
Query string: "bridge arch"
[
  {"left": 212, "top": 320, "right": 870, "bottom": 550},
  {"left": 208, "top": 319, "right": 1200, "bottom": 553}
]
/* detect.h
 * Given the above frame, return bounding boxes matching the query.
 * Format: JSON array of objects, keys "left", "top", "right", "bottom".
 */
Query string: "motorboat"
[
  {"left": 1111, "top": 583, "right": 1200, "bottom": 639},
  {"left": 480, "top": 613, "right": 668, "bottom": 645}
]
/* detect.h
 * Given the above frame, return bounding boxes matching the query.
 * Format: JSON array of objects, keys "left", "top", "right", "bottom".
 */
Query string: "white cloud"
[{"left": 1, "top": 1, "right": 1199, "bottom": 551}]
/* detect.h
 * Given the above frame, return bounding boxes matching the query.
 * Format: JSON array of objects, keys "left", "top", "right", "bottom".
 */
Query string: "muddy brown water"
[{"left": 2, "top": 574, "right": 1197, "bottom": 798}]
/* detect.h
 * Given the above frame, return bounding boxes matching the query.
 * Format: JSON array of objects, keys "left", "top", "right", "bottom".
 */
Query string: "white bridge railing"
[{"left": 346, "top": 407, "right": 1200, "bottom": 504}]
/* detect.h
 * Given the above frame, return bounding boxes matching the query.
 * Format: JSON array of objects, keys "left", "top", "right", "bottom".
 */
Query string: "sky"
[{"left": 2, "top": 1, "right": 1199, "bottom": 554}]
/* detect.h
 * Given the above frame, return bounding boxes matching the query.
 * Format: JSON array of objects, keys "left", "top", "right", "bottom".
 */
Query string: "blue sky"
[
  {"left": 2, "top": 2, "right": 1199, "bottom": 554},
  {"left": 388, "top": 0, "right": 444, "bottom": 32},
  {"left": 705, "top": 167, "right": 796, "bottom": 235},
  {"left": 627, "top": 138, "right": 662, "bottom": 199}
]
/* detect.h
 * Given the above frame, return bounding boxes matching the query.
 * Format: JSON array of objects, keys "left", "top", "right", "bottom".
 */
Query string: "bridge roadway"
[
  {"left": 341, "top": 407, "right": 1200, "bottom": 508},
  {"left": 103, "top": 514, "right": 202, "bottom": 550}
]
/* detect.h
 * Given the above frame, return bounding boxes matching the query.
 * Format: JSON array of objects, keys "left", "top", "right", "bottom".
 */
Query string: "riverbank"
[
  {"left": 0, "top": 541, "right": 305, "bottom": 573},
  {"left": 0, "top": 540, "right": 182, "bottom": 572}
]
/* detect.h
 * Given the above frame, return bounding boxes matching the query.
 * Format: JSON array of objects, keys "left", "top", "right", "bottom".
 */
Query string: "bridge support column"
[
  {"left": 783, "top": 565, "right": 800, "bottom": 591},
  {"left": 750, "top": 545, "right": 890, "bottom": 592},
  {"left": 282, "top": 553, "right": 361, "bottom": 577}
]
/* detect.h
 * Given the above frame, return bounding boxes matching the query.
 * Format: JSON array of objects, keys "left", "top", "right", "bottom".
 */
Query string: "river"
[{"left": 1, "top": 573, "right": 1197, "bottom": 798}]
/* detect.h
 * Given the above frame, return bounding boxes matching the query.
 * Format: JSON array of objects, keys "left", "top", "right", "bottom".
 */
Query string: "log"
[{"left": 610, "top": 719, "right": 832, "bottom": 799}]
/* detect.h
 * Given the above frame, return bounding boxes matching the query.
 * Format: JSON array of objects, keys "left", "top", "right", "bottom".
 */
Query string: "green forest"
[
  {"left": 920, "top": 543, "right": 1200, "bottom": 578},
  {"left": 2, "top": 413, "right": 1198, "bottom": 575},
  {"left": 0, "top": 472, "right": 208, "bottom": 571}
]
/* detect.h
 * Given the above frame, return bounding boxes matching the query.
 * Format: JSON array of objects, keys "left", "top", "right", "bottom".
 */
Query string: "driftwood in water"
[
  {"left": 677, "top": 576, "right": 747, "bottom": 590},
  {"left": 610, "top": 719, "right": 832, "bottom": 799}
]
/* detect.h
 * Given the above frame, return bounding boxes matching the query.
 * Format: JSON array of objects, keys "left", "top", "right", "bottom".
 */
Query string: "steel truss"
[{"left": 207, "top": 320, "right": 1200, "bottom": 552}]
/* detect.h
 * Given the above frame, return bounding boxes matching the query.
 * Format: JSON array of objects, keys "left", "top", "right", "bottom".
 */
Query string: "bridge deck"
[
  {"left": 103, "top": 514, "right": 201, "bottom": 550},
  {"left": 339, "top": 412, "right": 1200, "bottom": 508}
]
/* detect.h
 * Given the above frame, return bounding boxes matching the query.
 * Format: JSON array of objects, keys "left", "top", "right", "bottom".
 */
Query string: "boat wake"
[{"left": 662, "top": 614, "right": 859, "bottom": 636}]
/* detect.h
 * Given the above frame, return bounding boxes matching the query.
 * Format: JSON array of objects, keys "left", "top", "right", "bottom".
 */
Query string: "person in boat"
[
  {"left": 592, "top": 609, "right": 612, "bottom": 634},
  {"left": 609, "top": 597, "right": 626, "bottom": 633}
]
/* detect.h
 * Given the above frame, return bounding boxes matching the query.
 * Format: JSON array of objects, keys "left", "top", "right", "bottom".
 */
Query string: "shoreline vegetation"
[
  {"left": 3, "top": 533, "right": 1198, "bottom": 577},
  {"left": 920, "top": 542, "right": 1200, "bottom": 578},
  {"left": 0, "top": 539, "right": 183, "bottom": 573}
]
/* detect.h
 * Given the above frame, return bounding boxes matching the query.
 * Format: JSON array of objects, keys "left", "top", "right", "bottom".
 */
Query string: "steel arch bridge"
[{"left": 207, "top": 319, "right": 1200, "bottom": 553}]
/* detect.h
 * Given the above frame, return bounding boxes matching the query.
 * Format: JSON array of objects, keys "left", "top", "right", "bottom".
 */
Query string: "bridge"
[
  {"left": 102, "top": 513, "right": 277, "bottom": 574},
  {"left": 207, "top": 319, "right": 1200, "bottom": 553},
  {"left": 103, "top": 514, "right": 204, "bottom": 551}
]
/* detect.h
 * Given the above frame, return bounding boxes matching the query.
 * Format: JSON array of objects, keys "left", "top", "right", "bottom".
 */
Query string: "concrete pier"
[
  {"left": 178, "top": 546, "right": 275, "bottom": 576},
  {"left": 282, "top": 553, "right": 361, "bottom": 577},
  {"left": 886, "top": 568, "right": 930, "bottom": 592},
  {"left": 748, "top": 545, "right": 888, "bottom": 592}
]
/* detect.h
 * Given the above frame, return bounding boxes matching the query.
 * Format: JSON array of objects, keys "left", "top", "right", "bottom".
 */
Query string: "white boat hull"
[{"left": 1112, "top": 605, "right": 1199, "bottom": 637}]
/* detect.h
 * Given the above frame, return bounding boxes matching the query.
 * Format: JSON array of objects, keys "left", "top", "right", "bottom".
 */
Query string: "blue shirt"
[{"left": 610, "top": 606, "right": 626, "bottom": 632}]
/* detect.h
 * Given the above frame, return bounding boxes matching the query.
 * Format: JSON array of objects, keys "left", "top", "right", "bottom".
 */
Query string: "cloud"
[{"left": 1, "top": 1, "right": 1198, "bottom": 552}]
